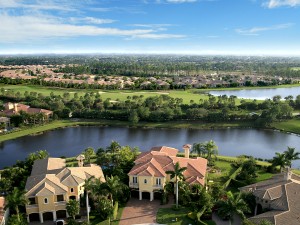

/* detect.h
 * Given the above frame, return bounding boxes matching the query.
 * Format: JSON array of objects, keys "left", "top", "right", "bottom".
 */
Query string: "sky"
[{"left": 1, "top": 0, "right": 300, "bottom": 55}]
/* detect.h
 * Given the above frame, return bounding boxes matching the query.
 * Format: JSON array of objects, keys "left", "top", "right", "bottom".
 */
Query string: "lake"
[
  {"left": 1, "top": 126, "right": 300, "bottom": 169},
  {"left": 209, "top": 86, "right": 300, "bottom": 100}
]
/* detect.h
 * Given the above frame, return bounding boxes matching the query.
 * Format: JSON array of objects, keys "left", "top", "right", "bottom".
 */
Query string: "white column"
[
  {"left": 139, "top": 191, "right": 142, "bottom": 200},
  {"left": 53, "top": 211, "right": 57, "bottom": 221},
  {"left": 39, "top": 212, "right": 44, "bottom": 223},
  {"left": 27, "top": 215, "right": 30, "bottom": 223},
  {"left": 150, "top": 192, "right": 154, "bottom": 201}
]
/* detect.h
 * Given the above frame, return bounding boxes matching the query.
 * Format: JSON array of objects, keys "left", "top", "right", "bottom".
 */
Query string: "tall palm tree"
[
  {"left": 272, "top": 152, "right": 288, "bottom": 172},
  {"left": 5, "top": 187, "right": 27, "bottom": 222},
  {"left": 84, "top": 176, "right": 97, "bottom": 224},
  {"left": 166, "top": 162, "right": 187, "bottom": 209},
  {"left": 203, "top": 140, "right": 218, "bottom": 162},
  {"left": 217, "top": 192, "right": 250, "bottom": 225},
  {"left": 284, "top": 147, "right": 300, "bottom": 168},
  {"left": 192, "top": 143, "right": 205, "bottom": 157}
]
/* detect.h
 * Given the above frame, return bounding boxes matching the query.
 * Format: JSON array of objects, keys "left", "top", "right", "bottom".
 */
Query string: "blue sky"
[{"left": 1, "top": 0, "right": 300, "bottom": 55}]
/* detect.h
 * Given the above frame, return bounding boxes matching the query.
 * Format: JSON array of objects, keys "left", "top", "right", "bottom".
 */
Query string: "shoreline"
[{"left": 0, "top": 118, "right": 299, "bottom": 143}]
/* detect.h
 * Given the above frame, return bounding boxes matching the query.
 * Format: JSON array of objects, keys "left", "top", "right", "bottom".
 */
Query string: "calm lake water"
[
  {"left": 209, "top": 86, "right": 300, "bottom": 100},
  {"left": 1, "top": 126, "right": 300, "bottom": 169}
]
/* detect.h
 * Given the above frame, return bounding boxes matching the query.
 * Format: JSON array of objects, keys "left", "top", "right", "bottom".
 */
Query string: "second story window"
[
  {"left": 71, "top": 188, "right": 74, "bottom": 193},
  {"left": 44, "top": 198, "right": 48, "bottom": 204},
  {"left": 133, "top": 176, "right": 138, "bottom": 184},
  {"left": 144, "top": 179, "right": 147, "bottom": 184},
  {"left": 156, "top": 178, "right": 161, "bottom": 185},
  {"left": 28, "top": 197, "right": 36, "bottom": 205},
  {"left": 57, "top": 195, "right": 64, "bottom": 202}
]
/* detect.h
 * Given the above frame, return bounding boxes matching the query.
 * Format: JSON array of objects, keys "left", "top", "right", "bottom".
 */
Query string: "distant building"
[
  {"left": 240, "top": 168, "right": 300, "bottom": 225},
  {"left": 3, "top": 102, "right": 53, "bottom": 119},
  {"left": 25, "top": 156, "right": 105, "bottom": 223},
  {"left": 128, "top": 145, "right": 207, "bottom": 201}
]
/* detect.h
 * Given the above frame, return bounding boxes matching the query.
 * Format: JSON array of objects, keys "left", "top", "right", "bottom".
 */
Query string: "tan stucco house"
[
  {"left": 240, "top": 168, "right": 300, "bottom": 225},
  {"left": 25, "top": 156, "right": 105, "bottom": 223},
  {"left": 128, "top": 145, "right": 207, "bottom": 201}
]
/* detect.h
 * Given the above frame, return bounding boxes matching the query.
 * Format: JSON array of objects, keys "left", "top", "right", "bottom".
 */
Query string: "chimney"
[
  {"left": 76, "top": 154, "right": 85, "bottom": 167},
  {"left": 13, "top": 103, "right": 18, "bottom": 112},
  {"left": 183, "top": 144, "right": 191, "bottom": 158},
  {"left": 283, "top": 167, "right": 292, "bottom": 181}
]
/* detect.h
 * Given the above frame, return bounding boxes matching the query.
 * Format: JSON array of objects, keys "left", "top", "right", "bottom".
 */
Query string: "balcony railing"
[
  {"left": 26, "top": 204, "right": 38, "bottom": 209},
  {"left": 153, "top": 184, "right": 163, "bottom": 189},
  {"left": 129, "top": 182, "right": 139, "bottom": 188},
  {"left": 55, "top": 201, "right": 66, "bottom": 206}
]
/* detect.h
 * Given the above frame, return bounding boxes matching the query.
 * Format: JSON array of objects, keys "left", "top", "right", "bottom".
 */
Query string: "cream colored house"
[
  {"left": 25, "top": 156, "right": 105, "bottom": 223},
  {"left": 128, "top": 145, "right": 207, "bottom": 201}
]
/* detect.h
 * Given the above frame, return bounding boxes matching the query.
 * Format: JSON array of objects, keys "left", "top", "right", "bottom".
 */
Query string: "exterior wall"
[
  {"left": 138, "top": 176, "right": 154, "bottom": 192},
  {"left": 129, "top": 175, "right": 166, "bottom": 192},
  {"left": 37, "top": 195, "right": 55, "bottom": 212}
]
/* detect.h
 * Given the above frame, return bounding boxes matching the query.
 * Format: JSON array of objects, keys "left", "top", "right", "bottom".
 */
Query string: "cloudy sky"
[{"left": 1, "top": 0, "right": 300, "bottom": 55}]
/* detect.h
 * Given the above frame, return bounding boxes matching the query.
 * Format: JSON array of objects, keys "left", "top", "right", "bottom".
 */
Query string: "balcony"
[
  {"left": 153, "top": 184, "right": 163, "bottom": 190},
  {"left": 55, "top": 201, "right": 66, "bottom": 206},
  {"left": 26, "top": 204, "right": 38, "bottom": 209},
  {"left": 129, "top": 182, "right": 139, "bottom": 188}
]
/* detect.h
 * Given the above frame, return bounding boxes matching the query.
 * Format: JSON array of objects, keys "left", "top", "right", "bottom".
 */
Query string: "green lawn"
[
  {"left": 90, "top": 206, "right": 124, "bottom": 225},
  {"left": 272, "top": 118, "right": 300, "bottom": 134},
  {"left": 156, "top": 207, "right": 215, "bottom": 225}
]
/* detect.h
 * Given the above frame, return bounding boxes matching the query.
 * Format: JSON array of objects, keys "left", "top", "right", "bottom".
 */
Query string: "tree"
[
  {"left": 5, "top": 188, "right": 27, "bottom": 222},
  {"left": 217, "top": 192, "right": 250, "bottom": 225},
  {"left": 203, "top": 140, "right": 219, "bottom": 163},
  {"left": 272, "top": 152, "right": 288, "bottom": 172},
  {"left": 83, "top": 147, "right": 95, "bottom": 164},
  {"left": 128, "top": 110, "right": 139, "bottom": 124},
  {"left": 166, "top": 162, "right": 187, "bottom": 209},
  {"left": 192, "top": 142, "right": 205, "bottom": 157},
  {"left": 284, "top": 147, "right": 300, "bottom": 168},
  {"left": 66, "top": 199, "right": 80, "bottom": 220},
  {"left": 84, "top": 176, "right": 97, "bottom": 224}
]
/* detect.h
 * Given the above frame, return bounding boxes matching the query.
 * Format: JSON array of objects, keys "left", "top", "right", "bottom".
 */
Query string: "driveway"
[
  {"left": 212, "top": 212, "right": 242, "bottom": 225},
  {"left": 119, "top": 198, "right": 171, "bottom": 225}
]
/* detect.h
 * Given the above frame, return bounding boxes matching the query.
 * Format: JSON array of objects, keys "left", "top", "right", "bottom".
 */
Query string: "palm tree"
[
  {"left": 284, "top": 147, "right": 300, "bottom": 168},
  {"left": 192, "top": 143, "right": 205, "bottom": 157},
  {"left": 5, "top": 187, "right": 27, "bottom": 222},
  {"left": 166, "top": 162, "right": 187, "bottom": 208},
  {"left": 83, "top": 147, "right": 95, "bottom": 164},
  {"left": 84, "top": 176, "right": 97, "bottom": 224},
  {"left": 272, "top": 152, "right": 288, "bottom": 172},
  {"left": 217, "top": 192, "right": 250, "bottom": 225},
  {"left": 203, "top": 140, "right": 218, "bottom": 162}
]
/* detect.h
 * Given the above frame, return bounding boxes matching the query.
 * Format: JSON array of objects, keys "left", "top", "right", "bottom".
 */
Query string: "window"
[
  {"left": 57, "top": 195, "right": 64, "bottom": 202},
  {"left": 156, "top": 178, "right": 161, "bottom": 186},
  {"left": 28, "top": 197, "right": 36, "bottom": 205},
  {"left": 44, "top": 198, "right": 48, "bottom": 204},
  {"left": 71, "top": 188, "right": 74, "bottom": 193},
  {"left": 144, "top": 179, "right": 147, "bottom": 184},
  {"left": 133, "top": 177, "right": 138, "bottom": 184}
]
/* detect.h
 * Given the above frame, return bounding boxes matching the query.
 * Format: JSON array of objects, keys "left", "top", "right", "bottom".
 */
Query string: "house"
[
  {"left": 25, "top": 156, "right": 105, "bottom": 223},
  {"left": 128, "top": 145, "right": 207, "bottom": 201},
  {"left": 240, "top": 168, "right": 300, "bottom": 225},
  {"left": 3, "top": 102, "right": 53, "bottom": 119},
  {"left": 0, "top": 117, "right": 10, "bottom": 132},
  {"left": 0, "top": 197, "right": 9, "bottom": 225}
]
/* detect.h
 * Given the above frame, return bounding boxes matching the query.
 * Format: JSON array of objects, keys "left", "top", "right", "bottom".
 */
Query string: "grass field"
[
  {"left": 1, "top": 84, "right": 210, "bottom": 104},
  {"left": 272, "top": 118, "right": 300, "bottom": 134}
]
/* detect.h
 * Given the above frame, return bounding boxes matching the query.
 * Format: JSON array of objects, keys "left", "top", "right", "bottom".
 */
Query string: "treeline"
[
  {"left": 2, "top": 55, "right": 300, "bottom": 77},
  {"left": 0, "top": 88, "right": 297, "bottom": 128}
]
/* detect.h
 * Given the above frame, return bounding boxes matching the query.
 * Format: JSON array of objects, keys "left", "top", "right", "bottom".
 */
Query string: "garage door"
[
  {"left": 43, "top": 212, "right": 53, "bottom": 221},
  {"left": 57, "top": 210, "right": 67, "bottom": 219},
  {"left": 29, "top": 213, "right": 39, "bottom": 222}
]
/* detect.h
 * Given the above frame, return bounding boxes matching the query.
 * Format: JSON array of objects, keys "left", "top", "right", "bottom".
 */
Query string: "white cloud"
[
  {"left": 70, "top": 17, "right": 116, "bottom": 25},
  {"left": 0, "top": 14, "right": 184, "bottom": 42},
  {"left": 236, "top": 23, "right": 293, "bottom": 35},
  {"left": 263, "top": 0, "right": 300, "bottom": 8}
]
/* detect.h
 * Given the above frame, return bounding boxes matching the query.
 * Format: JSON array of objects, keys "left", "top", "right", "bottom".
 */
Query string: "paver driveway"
[{"left": 119, "top": 198, "right": 171, "bottom": 225}]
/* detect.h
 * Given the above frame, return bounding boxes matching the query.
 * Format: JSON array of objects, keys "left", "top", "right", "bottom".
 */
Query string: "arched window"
[
  {"left": 144, "top": 179, "right": 147, "bottom": 184},
  {"left": 44, "top": 198, "right": 48, "bottom": 204},
  {"left": 71, "top": 188, "right": 74, "bottom": 193}
]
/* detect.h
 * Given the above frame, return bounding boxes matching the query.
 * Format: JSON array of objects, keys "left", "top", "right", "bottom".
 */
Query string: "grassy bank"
[
  {"left": 271, "top": 118, "right": 300, "bottom": 134},
  {"left": 0, "top": 119, "right": 256, "bottom": 143}
]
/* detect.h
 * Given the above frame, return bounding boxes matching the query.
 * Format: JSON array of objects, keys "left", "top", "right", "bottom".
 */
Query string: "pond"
[
  {"left": 1, "top": 126, "right": 300, "bottom": 169},
  {"left": 209, "top": 86, "right": 300, "bottom": 100}
]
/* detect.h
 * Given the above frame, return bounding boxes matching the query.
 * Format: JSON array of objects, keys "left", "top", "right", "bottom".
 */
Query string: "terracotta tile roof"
[
  {"left": 128, "top": 146, "right": 207, "bottom": 186},
  {"left": 3, "top": 102, "right": 53, "bottom": 117}
]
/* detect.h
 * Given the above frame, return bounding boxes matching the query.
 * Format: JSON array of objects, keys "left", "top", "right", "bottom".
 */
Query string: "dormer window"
[{"left": 44, "top": 198, "right": 48, "bottom": 204}]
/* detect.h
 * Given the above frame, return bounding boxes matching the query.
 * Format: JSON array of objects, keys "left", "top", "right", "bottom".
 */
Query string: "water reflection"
[{"left": 0, "top": 126, "right": 299, "bottom": 169}]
